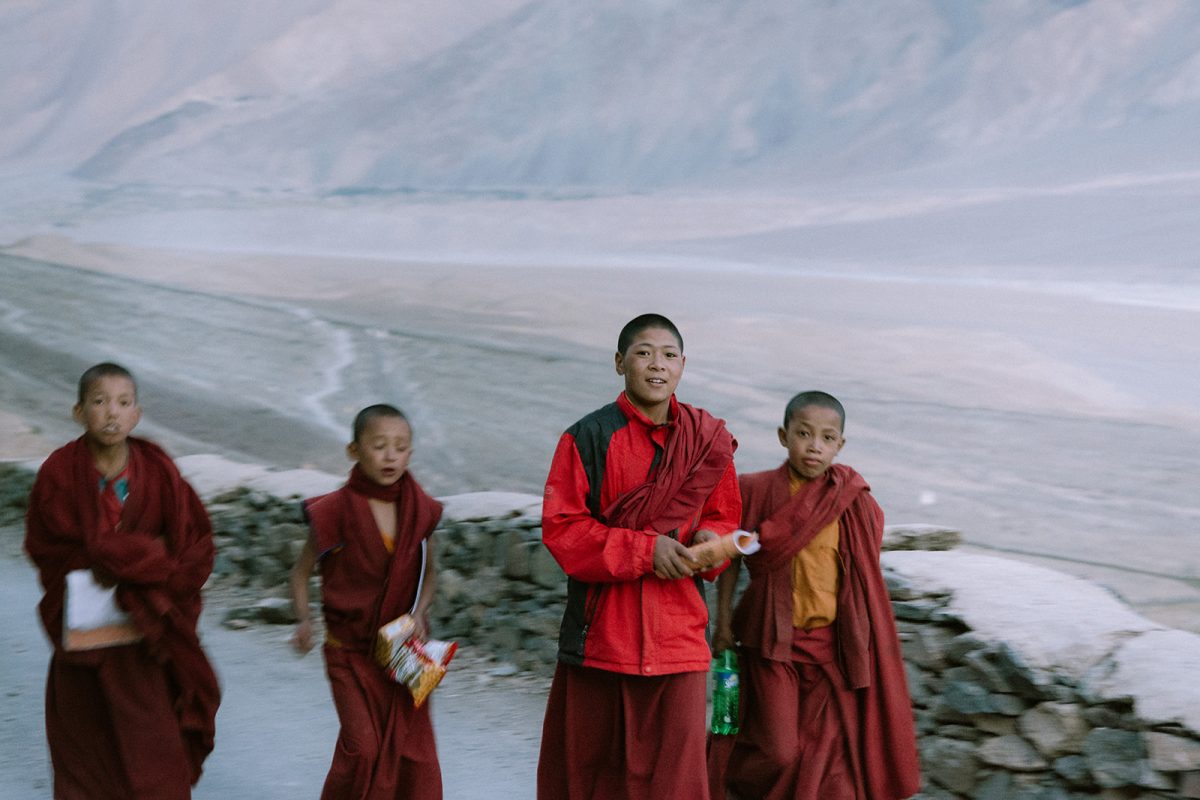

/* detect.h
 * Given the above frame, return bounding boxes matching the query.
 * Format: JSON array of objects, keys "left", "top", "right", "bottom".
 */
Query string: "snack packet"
[{"left": 375, "top": 614, "right": 458, "bottom": 707}]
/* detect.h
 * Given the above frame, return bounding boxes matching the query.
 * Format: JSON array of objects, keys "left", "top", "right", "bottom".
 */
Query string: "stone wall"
[
  {"left": 4, "top": 461, "right": 1199, "bottom": 798},
  {"left": 887, "top": 550, "right": 1200, "bottom": 799}
]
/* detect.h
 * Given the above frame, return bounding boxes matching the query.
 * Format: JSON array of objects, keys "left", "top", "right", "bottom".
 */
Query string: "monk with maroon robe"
[
  {"left": 291, "top": 404, "right": 444, "bottom": 800},
  {"left": 710, "top": 391, "right": 920, "bottom": 800},
  {"left": 24, "top": 363, "right": 220, "bottom": 800},
  {"left": 538, "top": 314, "right": 742, "bottom": 800}
]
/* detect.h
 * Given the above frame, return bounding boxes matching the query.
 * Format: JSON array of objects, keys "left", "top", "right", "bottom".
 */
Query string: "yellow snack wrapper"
[{"left": 374, "top": 614, "right": 458, "bottom": 707}]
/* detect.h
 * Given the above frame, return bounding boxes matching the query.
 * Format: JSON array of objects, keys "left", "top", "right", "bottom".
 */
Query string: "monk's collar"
[{"left": 617, "top": 392, "right": 678, "bottom": 428}]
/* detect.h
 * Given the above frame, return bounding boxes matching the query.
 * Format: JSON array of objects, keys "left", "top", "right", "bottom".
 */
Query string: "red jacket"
[{"left": 542, "top": 392, "right": 741, "bottom": 676}]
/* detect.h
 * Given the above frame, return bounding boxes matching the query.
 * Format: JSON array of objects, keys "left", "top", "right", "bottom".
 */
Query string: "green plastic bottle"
[{"left": 710, "top": 648, "right": 740, "bottom": 735}]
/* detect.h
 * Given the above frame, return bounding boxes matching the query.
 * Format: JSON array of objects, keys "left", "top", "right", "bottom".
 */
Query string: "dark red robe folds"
[
  {"left": 304, "top": 467, "right": 443, "bottom": 800},
  {"left": 539, "top": 393, "right": 740, "bottom": 800},
  {"left": 712, "top": 463, "right": 921, "bottom": 800},
  {"left": 24, "top": 436, "right": 221, "bottom": 800}
]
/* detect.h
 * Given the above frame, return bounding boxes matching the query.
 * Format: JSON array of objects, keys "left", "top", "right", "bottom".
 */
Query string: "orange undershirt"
[{"left": 788, "top": 469, "right": 840, "bottom": 629}]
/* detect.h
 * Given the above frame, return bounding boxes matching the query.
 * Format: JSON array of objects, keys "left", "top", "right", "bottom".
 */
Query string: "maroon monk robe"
[
  {"left": 712, "top": 463, "right": 920, "bottom": 800},
  {"left": 24, "top": 436, "right": 221, "bottom": 800},
  {"left": 601, "top": 400, "right": 736, "bottom": 536},
  {"left": 539, "top": 400, "right": 736, "bottom": 800},
  {"left": 305, "top": 465, "right": 444, "bottom": 800}
]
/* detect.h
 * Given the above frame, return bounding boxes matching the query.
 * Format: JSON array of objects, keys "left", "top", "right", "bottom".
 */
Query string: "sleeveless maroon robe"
[{"left": 304, "top": 467, "right": 443, "bottom": 800}]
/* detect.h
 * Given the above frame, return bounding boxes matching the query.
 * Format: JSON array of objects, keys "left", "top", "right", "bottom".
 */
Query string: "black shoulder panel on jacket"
[{"left": 566, "top": 402, "right": 628, "bottom": 519}]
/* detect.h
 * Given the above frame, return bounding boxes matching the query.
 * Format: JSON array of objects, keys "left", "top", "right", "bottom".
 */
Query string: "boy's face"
[
  {"left": 73, "top": 376, "right": 141, "bottom": 449},
  {"left": 614, "top": 326, "right": 685, "bottom": 423},
  {"left": 347, "top": 416, "right": 413, "bottom": 487},
  {"left": 778, "top": 405, "right": 845, "bottom": 480}
]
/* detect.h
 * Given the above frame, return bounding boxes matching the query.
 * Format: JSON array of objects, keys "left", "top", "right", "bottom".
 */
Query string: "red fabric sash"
[
  {"left": 306, "top": 470, "right": 443, "bottom": 651},
  {"left": 746, "top": 463, "right": 868, "bottom": 573},
  {"left": 601, "top": 400, "right": 735, "bottom": 533},
  {"left": 346, "top": 462, "right": 403, "bottom": 501},
  {"left": 24, "top": 436, "right": 221, "bottom": 783}
]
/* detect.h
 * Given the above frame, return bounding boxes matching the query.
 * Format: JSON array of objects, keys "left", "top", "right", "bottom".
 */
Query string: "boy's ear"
[
  {"left": 777, "top": 426, "right": 788, "bottom": 447},
  {"left": 345, "top": 442, "right": 359, "bottom": 461},
  {"left": 72, "top": 404, "right": 84, "bottom": 426},
  {"left": 613, "top": 350, "right": 625, "bottom": 375}
]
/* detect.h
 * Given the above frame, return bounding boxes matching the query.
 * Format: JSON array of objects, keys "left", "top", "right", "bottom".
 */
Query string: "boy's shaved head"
[
  {"left": 783, "top": 391, "right": 845, "bottom": 432},
  {"left": 78, "top": 362, "right": 137, "bottom": 404},
  {"left": 352, "top": 404, "right": 409, "bottom": 443},
  {"left": 617, "top": 313, "right": 683, "bottom": 356}
]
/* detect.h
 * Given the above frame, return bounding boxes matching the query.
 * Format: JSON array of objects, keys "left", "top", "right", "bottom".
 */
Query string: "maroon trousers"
[
  {"left": 723, "top": 628, "right": 861, "bottom": 800},
  {"left": 538, "top": 663, "right": 709, "bottom": 800},
  {"left": 321, "top": 647, "right": 441, "bottom": 800},
  {"left": 46, "top": 646, "right": 192, "bottom": 800}
]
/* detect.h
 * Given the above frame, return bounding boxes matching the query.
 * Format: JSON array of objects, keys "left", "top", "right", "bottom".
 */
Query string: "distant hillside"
[{"left": 4, "top": 0, "right": 1200, "bottom": 192}]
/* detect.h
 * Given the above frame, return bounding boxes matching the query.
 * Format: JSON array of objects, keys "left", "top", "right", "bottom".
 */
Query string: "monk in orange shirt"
[{"left": 709, "top": 391, "right": 920, "bottom": 800}]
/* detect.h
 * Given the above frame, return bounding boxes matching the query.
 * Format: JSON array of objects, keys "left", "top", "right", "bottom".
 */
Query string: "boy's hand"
[
  {"left": 291, "top": 618, "right": 314, "bottom": 654},
  {"left": 712, "top": 623, "right": 736, "bottom": 654},
  {"left": 653, "top": 535, "right": 699, "bottom": 580},
  {"left": 412, "top": 610, "right": 430, "bottom": 640},
  {"left": 91, "top": 565, "right": 118, "bottom": 588},
  {"left": 691, "top": 528, "right": 718, "bottom": 546}
]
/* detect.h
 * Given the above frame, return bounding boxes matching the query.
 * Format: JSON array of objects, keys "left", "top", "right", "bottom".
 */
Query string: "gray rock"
[
  {"left": 252, "top": 597, "right": 298, "bottom": 625},
  {"left": 975, "top": 714, "right": 1020, "bottom": 736},
  {"left": 1143, "top": 731, "right": 1200, "bottom": 772},
  {"left": 904, "top": 625, "right": 956, "bottom": 671},
  {"left": 885, "top": 570, "right": 921, "bottom": 600},
  {"left": 977, "top": 734, "right": 1050, "bottom": 772},
  {"left": 1019, "top": 702, "right": 1090, "bottom": 759},
  {"left": 882, "top": 523, "right": 962, "bottom": 551},
  {"left": 921, "top": 736, "right": 979, "bottom": 794},
  {"left": 1178, "top": 770, "right": 1200, "bottom": 798},
  {"left": 942, "top": 678, "right": 997, "bottom": 715},
  {"left": 892, "top": 598, "right": 944, "bottom": 621},
  {"left": 1052, "top": 754, "right": 1094, "bottom": 788},
  {"left": 501, "top": 531, "right": 532, "bottom": 579},
  {"left": 529, "top": 545, "right": 565, "bottom": 589},
  {"left": 1083, "top": 727, "right": 1145, "bottom": 789}
]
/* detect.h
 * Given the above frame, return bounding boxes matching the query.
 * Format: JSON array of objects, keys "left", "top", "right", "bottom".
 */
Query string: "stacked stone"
[
  {"left": 205, "top": 488, "right": 568, "bottom": 672},
  {"left": 0, "top": 463, "right": 35, "bottom": 528},
  {"left": 430, "top": 511, "right": 565, "bottom": 674},
  {"left": 6, "top": 461, "right": 1200, "bottom": 795},
  {"left": 891, "top": 568, "right": 1200, "bottom": 799}
]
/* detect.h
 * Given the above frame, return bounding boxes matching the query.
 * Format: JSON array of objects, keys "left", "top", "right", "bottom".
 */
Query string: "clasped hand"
[{"left": 652, "top": 529, "right": 717, "bottom": 580}]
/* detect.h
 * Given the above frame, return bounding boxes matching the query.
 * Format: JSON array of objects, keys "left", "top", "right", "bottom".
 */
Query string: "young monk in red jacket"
[
  {"left": 537, "top": 313, "right": 742, "bottom": 800},
  {"left": 24, "top": 362, "right": 221, "bottom": 800},
  {"left": 709, "top": 391, "right": 921, "bottom": 800},
  {"left": 291, "top": 403, "right": 443, "bottom": 800}
]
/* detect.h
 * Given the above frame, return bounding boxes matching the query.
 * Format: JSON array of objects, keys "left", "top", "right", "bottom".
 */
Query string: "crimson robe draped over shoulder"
[
  {"left": 304, "top": 469, "right": 444, "bottom": 800},
  {"left": 24, "top": 436, "right": 221, "bottom": 800},
  {"left": 728, "top": 462, "right": 921, "bottom": 800}
]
